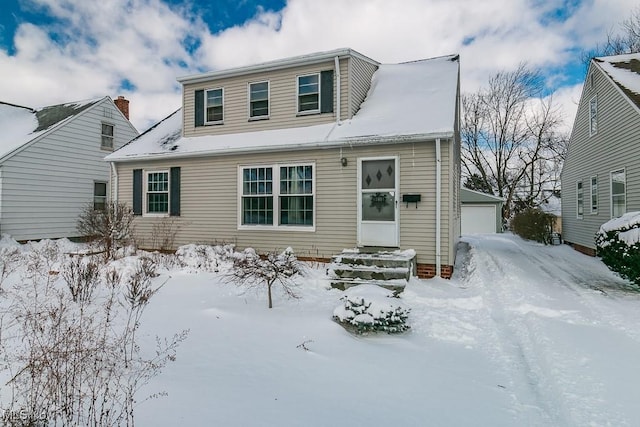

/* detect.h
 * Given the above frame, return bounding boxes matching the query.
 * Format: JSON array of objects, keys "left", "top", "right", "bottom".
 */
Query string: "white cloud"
[{"left": 1, "top": 0, "right": 639, "bottom": 132}]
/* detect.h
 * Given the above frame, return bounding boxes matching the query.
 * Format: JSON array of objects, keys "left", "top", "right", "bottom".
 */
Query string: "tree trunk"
[{"left": 267, "top": 282, "right": 273, "bottom": 309}]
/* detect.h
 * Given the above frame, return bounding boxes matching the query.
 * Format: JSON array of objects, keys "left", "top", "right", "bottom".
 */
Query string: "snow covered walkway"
[{"left": 137, "top": 234, "right": 640, "bottom": 426}]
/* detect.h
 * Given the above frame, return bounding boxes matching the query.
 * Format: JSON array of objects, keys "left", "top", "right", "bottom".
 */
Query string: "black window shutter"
[
  {"left": 195, "top": 90, "right": 204, "bottom": 127},
  {"left": 133, "top": 169, "right": 143, "bottom": 216},
  {"left": 170, "top": 167, "right": 181, "bottom": 216},
  {"left": 320, "top": 70, "right": 334, "bottom": 113}
]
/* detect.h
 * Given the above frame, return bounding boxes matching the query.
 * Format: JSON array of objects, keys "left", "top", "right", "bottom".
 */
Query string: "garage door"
[{"left": 461, "top": 205, "right": 497, "bottom": 234}]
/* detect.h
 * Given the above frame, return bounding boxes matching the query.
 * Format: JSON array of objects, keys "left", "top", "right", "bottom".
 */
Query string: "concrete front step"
[
  {"left": 328, "top": 248, "right": 417, "bottom": 292},
  {"left": 330, "top": 278, "right": 408, "bottom": 294}
]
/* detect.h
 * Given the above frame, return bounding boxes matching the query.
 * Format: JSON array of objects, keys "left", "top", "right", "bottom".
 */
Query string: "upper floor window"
[
  {"left": 101, "top": 123, "right": 114, "bottom": 150},
  {"left": 611, "top": 169, "right": 626, "bottom": 218},
  {"left": 590, "top": 176, "right": 598, "bottom": 214},
  {"left": 206, "top": 88, "right": 224, "bottom": 124},
  {"left": 576, "top": 180, "right": 583, "bottom": 219},
  {"left": 94, "top": 182, "right": 107, "bottom": 210},
  {"left": 298, "top": 74, "right": 320, "bottom": 113},
  {"left": 249, "top": 81, "right": 269, "bottom": 119},
  {"left": 589, "top": 97, "right": 597, "bottom": 136}
]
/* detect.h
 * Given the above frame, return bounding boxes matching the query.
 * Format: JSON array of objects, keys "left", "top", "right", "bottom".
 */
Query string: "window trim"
[
  {"left": 144, "top": 170, "right": 170, "bottom": 217},
  {"left": 296, "top": 73, "right": 321, "bottom": 115},
  {"left": 237, "top": 162, "right": 316, "bottom": 232},
  {"left": 576, "top": 180, "right": 583, "bottom": 219},
  {"left": 610, "top": 168, "right": 626, "bottom": 219},
  {"left": 101, "top": 122, "right": 114, "bottom": 151},
  {"left": 248, "top": 80, "right": 270, "bottom": 120},
  {"left": 204, "top": 87, "right": 224, "bottom": 125},
  {"left": 590, "top": 175, "right": 598, "bottom": 214},
  {"left": 589, "top": 96, "right": 597, "bottom": 136},
  {"left": 93, "top": 181, "right": 108, "bottom": 211}
]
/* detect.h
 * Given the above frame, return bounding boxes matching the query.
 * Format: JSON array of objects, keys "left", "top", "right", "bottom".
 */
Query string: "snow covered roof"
[
  {"left": 106, "top": 54, "right": 460, "bottom": 162},
  {"left": 595, "top": 53, "right": 640, "bottom": 111},
  {"left": 461, "top": 188, "right": 505, "bottom": 204},
  {"left": 0, "top": 98, "right": 101, "bottom": 161}
]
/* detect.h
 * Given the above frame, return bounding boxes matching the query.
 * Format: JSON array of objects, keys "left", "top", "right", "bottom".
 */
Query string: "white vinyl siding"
[
  {"left": 611, "top": 169, "right": 626, "bottom": 218},
  {"left": 0, "top": 98, "right": 138, "bottom": 240},
  {"left": 115, "top": 140, "right": 456, "bottom": 267}
]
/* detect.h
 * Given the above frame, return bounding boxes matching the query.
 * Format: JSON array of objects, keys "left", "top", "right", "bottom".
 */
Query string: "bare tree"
[
  {"left": 582, "top": 6, "right": 640, "bottom": 67},
  {"left": 77, "top": 201, "right": 135, "bottom": 260},
  {"left": 461, "top": 64, "right": 568, "bottom": 221},
  {"left": 226, "top": 247, "right": 304, "bottom": 309}
]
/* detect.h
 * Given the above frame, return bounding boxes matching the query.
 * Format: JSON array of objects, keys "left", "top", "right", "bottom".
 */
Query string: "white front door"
[{"left": 358, "top": 157, "right": 399, "bottom": 247}]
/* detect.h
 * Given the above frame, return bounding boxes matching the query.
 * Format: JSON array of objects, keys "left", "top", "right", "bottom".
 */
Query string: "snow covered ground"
[{"left": 130, "top": 234, "right": 640, "bottom": 426}]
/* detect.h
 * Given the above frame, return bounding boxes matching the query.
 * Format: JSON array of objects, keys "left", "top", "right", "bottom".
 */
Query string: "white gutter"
[
  {"left": 110, "top": 162, "right": 119, "bottom": 202},
  {"left": 334, "top": 56, "right": 341, "bottom": 124},
  {"left": 435, "top": 138, "right": 442, "bottom": 277}
]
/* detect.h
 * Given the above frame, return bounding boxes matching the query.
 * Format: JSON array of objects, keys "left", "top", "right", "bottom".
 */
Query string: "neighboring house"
[
  {"left": 0, "top": 96, "right": 138, "bottom": 240},
  {"left": 562, "top": 53, "right": 640, "bottom": 255},
  {"left": 460, "top": 188, "right": 504, "bottom": 234},
  {"left": 106, "top": 48, "right": 461, "bottom": 278},
  {"left": 540, "top": 191, "right": 562, "bottom": 234}
]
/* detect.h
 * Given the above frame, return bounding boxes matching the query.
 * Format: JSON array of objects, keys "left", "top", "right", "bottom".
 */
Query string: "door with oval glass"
[{"left": 358, "top": 157, "right": 399, "bottom": 247}]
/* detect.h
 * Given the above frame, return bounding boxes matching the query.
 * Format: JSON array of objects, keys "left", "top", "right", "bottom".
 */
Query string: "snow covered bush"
[
  {"left": 76, "top": 201, "right": 135, "bottom": 260},
  {"left": 333, "top": 285, "right": 410, "bottom": 334},
  {"left": 176, "top": 243, "right": 235, "bottom": 272},
  {"left": 595, "top": 212, "right": 640, "bottom": 285},
  {"left": 226, "top": 247, "right": 304, "bottom": 308},
  {"left": 511, "top": 208, "right": 554, "bottom": 244}
]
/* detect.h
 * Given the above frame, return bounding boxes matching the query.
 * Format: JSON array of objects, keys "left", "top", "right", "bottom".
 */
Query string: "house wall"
[
  {"left": 182, "top": 58, "right": 350, "bottom": 138},
  {"left": 0, "top": 98, "right": 138, "bottom": 240},
  {"left": 113, "top": 139, "right": 455, "bottom": 268},
  {"left": 348, "top": 56, "right": 379, "bottom": 117},
  {"left": 562, "top": 62, "right": 640, "bottom": 251}
]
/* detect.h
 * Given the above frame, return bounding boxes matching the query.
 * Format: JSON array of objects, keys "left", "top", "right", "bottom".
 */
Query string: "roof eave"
[
  {"left": 105, "top": 131, "right": 455, "bottom": 163},
  {"left": 177, "top": 48, "right": 379, "bottom": 85}
]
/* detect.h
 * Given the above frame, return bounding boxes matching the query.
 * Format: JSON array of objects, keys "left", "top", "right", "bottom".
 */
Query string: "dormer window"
[
  {"left": 297, "top": 74, "right": 320, "bottom": 113},
  {"left": 206, "top": 88, "right": 224, "bottom": 124},
  {"left": 249, "top": 81, "right": 269, "bottom": 119}
]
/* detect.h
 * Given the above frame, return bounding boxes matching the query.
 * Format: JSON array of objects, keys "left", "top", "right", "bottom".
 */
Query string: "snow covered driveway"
[{"left": 137, "top": 234, "right": 640, "bottom": 426}]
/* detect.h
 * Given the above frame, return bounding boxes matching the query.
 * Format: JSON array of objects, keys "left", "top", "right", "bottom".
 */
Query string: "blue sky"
[{"left": 0, "top": 0, "right": 637, "bottom": 131}]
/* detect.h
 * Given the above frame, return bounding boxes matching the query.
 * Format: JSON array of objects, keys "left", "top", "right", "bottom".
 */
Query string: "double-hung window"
[
  {"left": 249, "top": 81, "right": 269, "bottom": 119},
  {"left": 146, "top": 171, "right": 169, "bottom": 214},
  {"left": 611, "top": 169, "right": 626, "bottom": 218},
  {"left": 589, "top": 97, "right": 597, "bottom": 136},
  {"left": 240, "top": 163, "right": 315, "bottom": 229},
  {"left": 94, "top": 182, "right": 107, "bottom": 210},
  {"left": 297, "top": 74, "right": 320, "bottom": 113},
  {"left": 590, "top": 176, "right": 598, "bottom": 214},
  {"left": 205, "top": 88, "right": 224, "bottom": 124},
  {"left": 576, "top": 180, "right": 583, "bottom": 219},
  {"left": 101, "top": 123, "right": 114, "bottom": 150}
]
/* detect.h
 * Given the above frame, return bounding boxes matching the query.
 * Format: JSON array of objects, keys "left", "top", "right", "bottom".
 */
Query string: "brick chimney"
[{"left": 114, "top": 95, "right": 130, "bottom": 120}]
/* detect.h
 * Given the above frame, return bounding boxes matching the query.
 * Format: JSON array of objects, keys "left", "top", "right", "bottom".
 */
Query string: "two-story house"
[
  {"left": 562, "top": 53, "right": 640, "bottom": 255},
  {"left": 0, "top": 96, "right": 138, "bottom": 241},
  {"left": 106, "top": 48, "right": 461, "bottom": 278}
]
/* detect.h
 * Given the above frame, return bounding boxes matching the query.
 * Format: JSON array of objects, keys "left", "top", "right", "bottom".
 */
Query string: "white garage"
[{"left": 461, "top": 189, "right": 504, "bottom": 234}]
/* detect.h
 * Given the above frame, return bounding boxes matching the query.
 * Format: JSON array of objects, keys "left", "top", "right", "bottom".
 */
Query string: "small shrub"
[
  {"left": 511, "top": 208, "right": 554, "bottom": 244},
  {"left": 596, "top": 212, "right": 640, "bottom": 285},
  {"left": 333, "top": 285, "right": 410, "bottom": 334},
  {"left": 77, "top": 201, "right": 135, "bottom": 260}
]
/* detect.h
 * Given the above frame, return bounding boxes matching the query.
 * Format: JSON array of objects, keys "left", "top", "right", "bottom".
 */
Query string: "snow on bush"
[
  {"left": 333, "top": 285, "right": 410, "bottom": 334},
  {"left": 595, "top": 211, "right": 640, "bottom": 285},
  {"left": 176, "top": 243, "right": 235, "bottom": 272}
]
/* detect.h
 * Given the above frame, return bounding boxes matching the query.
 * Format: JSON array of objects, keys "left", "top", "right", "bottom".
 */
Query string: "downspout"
[
  {"left": 334, "top": 56, "right": 341, "bottom": 124},
  {"left": 435, "top": 138, "right": 442, "bottom": 277},
  {"left": 110, "top": 162, "right": 119, "bottom": 202}
]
